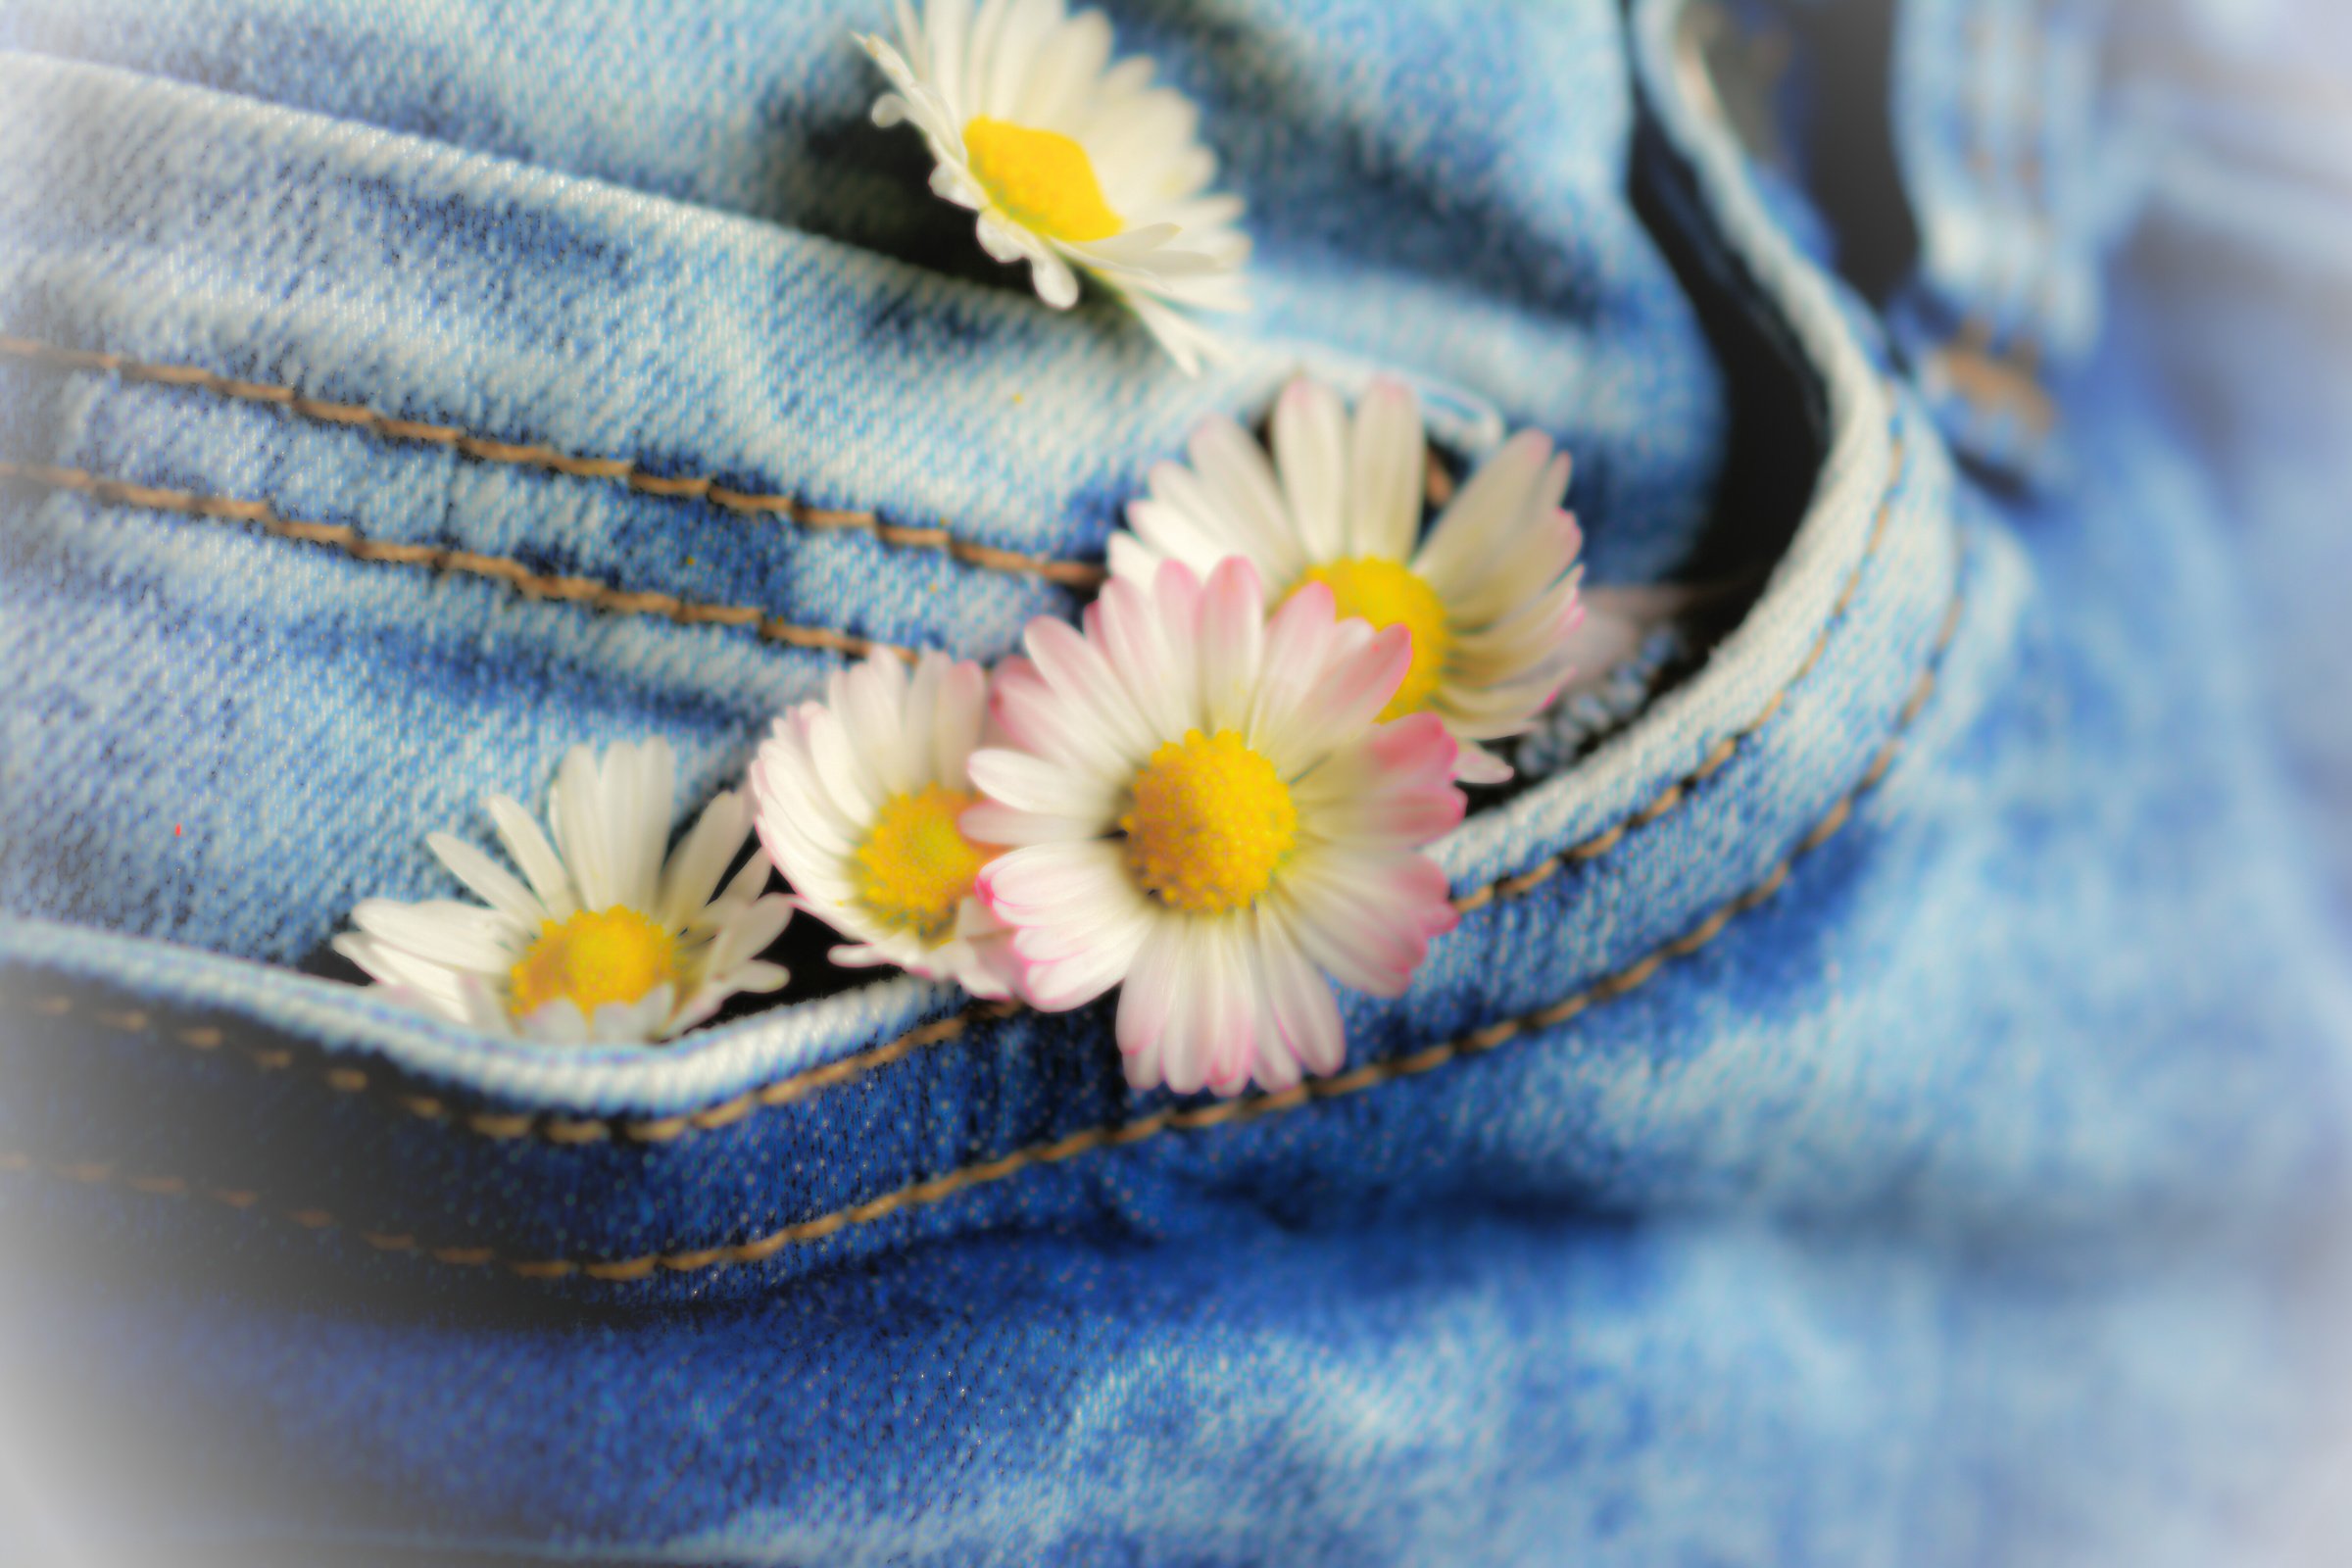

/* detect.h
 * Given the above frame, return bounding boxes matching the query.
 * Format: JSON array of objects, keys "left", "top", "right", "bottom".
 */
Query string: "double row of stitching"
[
  {"left": 2, "top": 991, "right": 1011, "bottom": 1145},
  {"left": 0, "top": 530, "right": 1970, "bottom": 1277},
  {"left": 0, "top": 429, "right": 1913, "bottom": 1146},
  {"left": 0, "top": 460, "right": 912, "bottom": 662},
  {"left": 0, "top": 334, "right": 1107, "bottom": 588}
]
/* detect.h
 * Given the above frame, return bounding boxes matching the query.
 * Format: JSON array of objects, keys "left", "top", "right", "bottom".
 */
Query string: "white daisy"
[
  {"left": 857, "top": 0, "right": 1250, "bottom": 371},
  {"left": 335, "top": 740, "right": 792, "bottom": 1044},
  {"left": 1108, "top": 376, "right": 1587, "bottom": 782},
  {"left": 968, "top": 557, "right": 1465, "bottom": 1096},
  {"left": 748, "top": 651, "right": 1015, "bottom": 1000}
]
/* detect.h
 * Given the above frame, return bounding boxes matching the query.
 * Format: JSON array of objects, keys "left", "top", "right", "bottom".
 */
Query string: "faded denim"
[{"left": 0, "top": 0, "right": 2349, "bottom": 1563}]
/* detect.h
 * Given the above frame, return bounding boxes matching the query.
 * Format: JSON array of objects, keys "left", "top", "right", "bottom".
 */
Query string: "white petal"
[
  {"left": 353, "top": 899, "right": 520, "bottom": 973},
  {"left": 1187, "top": 416, "right": 1304, "bottom": 587},
  {"left": 515, "top": 997, "right": 593, "bottom": 1045},
  {"left": 1020, "top": 5, "right": 1109, "bottom": 127},
  {"left": 1124, "top": 459, "right": 1287, "bottom": 583},
  {"left": 967, "top": 746, "right": 1121, "bottom": 823},
  {"left": 1199, "top": 918, "right": 1258, "bottom": 1093},
  {"left": 659, "top": 790, "right": 752, "bottom": 929},
  {"left": 977, "top": 837, "right": 1131, "bottom": 916},
  {"left": 1029, "top": 247, "right": 1081, "bottom": 310},
  {"left": 1083, "top": 87, "right": 1198, "bottom": 183},
  {"left": 934, "top": 656, "right": 990, "bottom": 787},
  {"left": 1113, "top": 916, "right": 1190, "bottom": 1076},
  {"left": 1412, "top": 435, "right": 1562, "bottom": 603},
  {"left": 926, "top": 0, "right": 976, "bottom": 121},
  {"left": 716, "top": 851, "right": 773, "bottom": 910},
  {"left": 1348, "top": 378, "right": 1427, "bottom": 561},
  {"left": 897, "top": 649, "right": 946, "bottom": 782},
  {"left": 704, "top": 893, "right": 793, "bottom": 975},
  {"left": 961, "top": 798, "right": 1102, "bottom": 846},
  {"left": 1024, "top": 616, "right": 1156, "bottom": 759},
  {"left": 487, "top": 794, "right": 577, "bottom": 919},
  {"left": 1255, "top": 903, "right": 1346, "bottom": 1077},
  {"left": 427, "top": 832, "right": 547, "bottom": 928},
  {"left": 1106, "top": 530, "right": 1167, "bottom": 587},
  {"left": 334, "top": 933, "right": 473, "bottom": 1019},
  {"left": 974, "top": 211, "right": 1032, "bottom": 265},
  {"left": 1012, "top": 863, "right": 1156, "bottom": 1008},
  {"left": 982, "top": 0, "right": 1059, "bottom": 118},
  {"left": 990, "top": 662, "right": 1131, "bottom": 779},
  {"left": 802, "top": 702, "right": 885, "bottom": 823},
  {"left": 1272, "top": 377, "right": 1349, "bottom": 561},
  {"left": 1451, "top": 740, "right": 1515, "bottom": 786},
  {"left": 1197, "top": 556, "right": 1266, "bottom": 735},
  {"left": 963, "top": 0, "right": 1016, "bottom": 121},
  {"left": 1443, "top": 499, "right": 1581, "bottom": 629},
  {"left": 1246, "top": 583, "right": 1354, "bottom": 762},
  {"left": 1262, "top": 618, "right": 1412, "bottom": 777},
  {"left": 1090, "top": 574, "right": 1190, "bottom": 740},
  {"left": 549, "top": 746, "right": 617, "bottom": 912},
  {"left": 615, "top": 738, "right": 675, "bottom": 912}
]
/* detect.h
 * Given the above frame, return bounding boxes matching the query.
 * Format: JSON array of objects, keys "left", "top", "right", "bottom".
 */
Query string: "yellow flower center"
[
  {"left": 1289, "top": 557, "right": 1454, "bottom": 721},
  {"left": 962, "top": 117, "right": 1123, "bottom": 244},
  {"left": 1121, "top": 729, "right": 1298, "bottom": 915},
  {"left": 856, "top": 784, "right": 994, "bottom": 942},
  {"left": 507, "top": 906, "right": 679, "bottom": 1020}
]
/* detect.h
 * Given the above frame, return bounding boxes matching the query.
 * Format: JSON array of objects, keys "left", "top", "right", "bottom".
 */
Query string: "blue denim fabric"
[{"left": 1, "top": 0, "right": 2349, "bottom": 1562}]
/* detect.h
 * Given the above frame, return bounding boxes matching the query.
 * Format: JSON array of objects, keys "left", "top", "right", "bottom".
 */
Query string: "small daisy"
[
  {"left": 857, "top": 0, "right": 1250, "bottom": 371},
  {"left": 1108, "top": 376, "right": 1586, "bottom": 782},
  {"left": 968, "top": 557, "right": 1465, "bottom": 1096},
  {"left": 335, "top": 740, "right": 791, "bottom": 1044},
  {"left": 749, "top": 651, "right": 1014, "bottom": 1000}
]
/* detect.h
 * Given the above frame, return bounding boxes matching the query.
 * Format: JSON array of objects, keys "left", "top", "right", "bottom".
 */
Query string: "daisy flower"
[
  {"left": 857, "top": 0, "right": 1250, "bottom": 371},
  {"left": 1108, "top": 376, "right": 1586, "bottom": 782},
  {"left": 967, "top": 557, "right": 1465, "bottom": 1096},
  {"left": 335, "top": 740, "right": 791, "bottom": 1044},
  {"left": 748, "top": 651, "right": 1015, "bottom": 1000}
]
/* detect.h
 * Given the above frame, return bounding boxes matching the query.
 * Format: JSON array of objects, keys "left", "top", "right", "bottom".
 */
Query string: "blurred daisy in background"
[
  {"left": 1109, "top": 376, "right": 1586, "bottom": 781},
  {"left": 337, "top": 740, "right": 791, "bottom": 1043},
  {"left": 858, "top": 0, "right": 1250, "bottom": 370},
  {"left": 968, "top": 558, "right": 1464, "bottom": 1095},
  {"left": 750, "top": 651, "right": 1014, "bottom": 1000}
]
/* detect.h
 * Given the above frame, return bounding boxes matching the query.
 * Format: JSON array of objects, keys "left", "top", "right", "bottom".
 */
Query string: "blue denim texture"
[{"left": 1, "top": 0, "right": 2349, "bottom": 1562}]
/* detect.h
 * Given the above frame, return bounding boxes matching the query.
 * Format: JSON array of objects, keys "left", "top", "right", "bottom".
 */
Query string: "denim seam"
[
  {"left": 0, "top": 524, "right": 1970, "bottom": 1278},
  {"left": 0, "top": 430, "right": 1913, "bottom": 1146},
  {"left": 0, "top": 460, "right": 914, "bottom": 662},
  {"left": 0, "top": 334, "right": 1110, "bottom": 589}
]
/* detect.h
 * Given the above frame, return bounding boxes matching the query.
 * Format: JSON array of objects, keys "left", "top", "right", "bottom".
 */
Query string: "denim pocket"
[{"left": 0, "top": 10, "right": 1980, "bottom": 1298}]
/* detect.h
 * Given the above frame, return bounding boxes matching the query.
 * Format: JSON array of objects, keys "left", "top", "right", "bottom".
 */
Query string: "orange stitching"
[
  {"left": 0, "top": 430, "right": 1914, "bottom": 1145},
  {"left": 0, "top": 545, "right": 1967, "bottom": 1278},
  {"left": 13, "top": 989, "right": 1010, "bottom": 1145},
  {"left": 0, "top": 335, "right": 1106, "bottom": 588},
  {"left": 0, "top": 460, "right": 911, "bottom": 662}
]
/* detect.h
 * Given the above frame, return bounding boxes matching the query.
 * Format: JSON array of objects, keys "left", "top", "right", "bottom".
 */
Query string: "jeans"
[{"left": 0, "top": 0, "right": 2347, "bottom": 1561}]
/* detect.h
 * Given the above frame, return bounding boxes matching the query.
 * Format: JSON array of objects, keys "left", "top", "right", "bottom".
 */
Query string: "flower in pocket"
[
  {"left": 968, "top": 558, "right": 1464, "bottom": 1095},
  {"left": 749, "top": 651, "right": 1015, "bottom": 1000},
  {"left": 336, "top": 740, "right": 791, "bottom": 1043},
  {"left": 857, "top": 0, "right": 1250, "bottom": 371},
  {"left": 1108, "top": 376, "right": 1586, "bottom": 782}
]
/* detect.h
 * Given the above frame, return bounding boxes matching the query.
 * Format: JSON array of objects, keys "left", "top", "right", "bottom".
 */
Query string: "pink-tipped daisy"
[
  {"left": 1107, "top": 375, "right": 1586, "bottom": 782},
  {"left": 749, "top": 651, "right": 1015, "bottom": 1000},
  {"left": 335, "top": 740, "right": 793, "bottom": 1044},
  {"left": 967, "top": 557, "right": 1465, "bottom": 1095},
  {"left": 856, "top": 0, "right": 1250, "bottom": 371}
]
